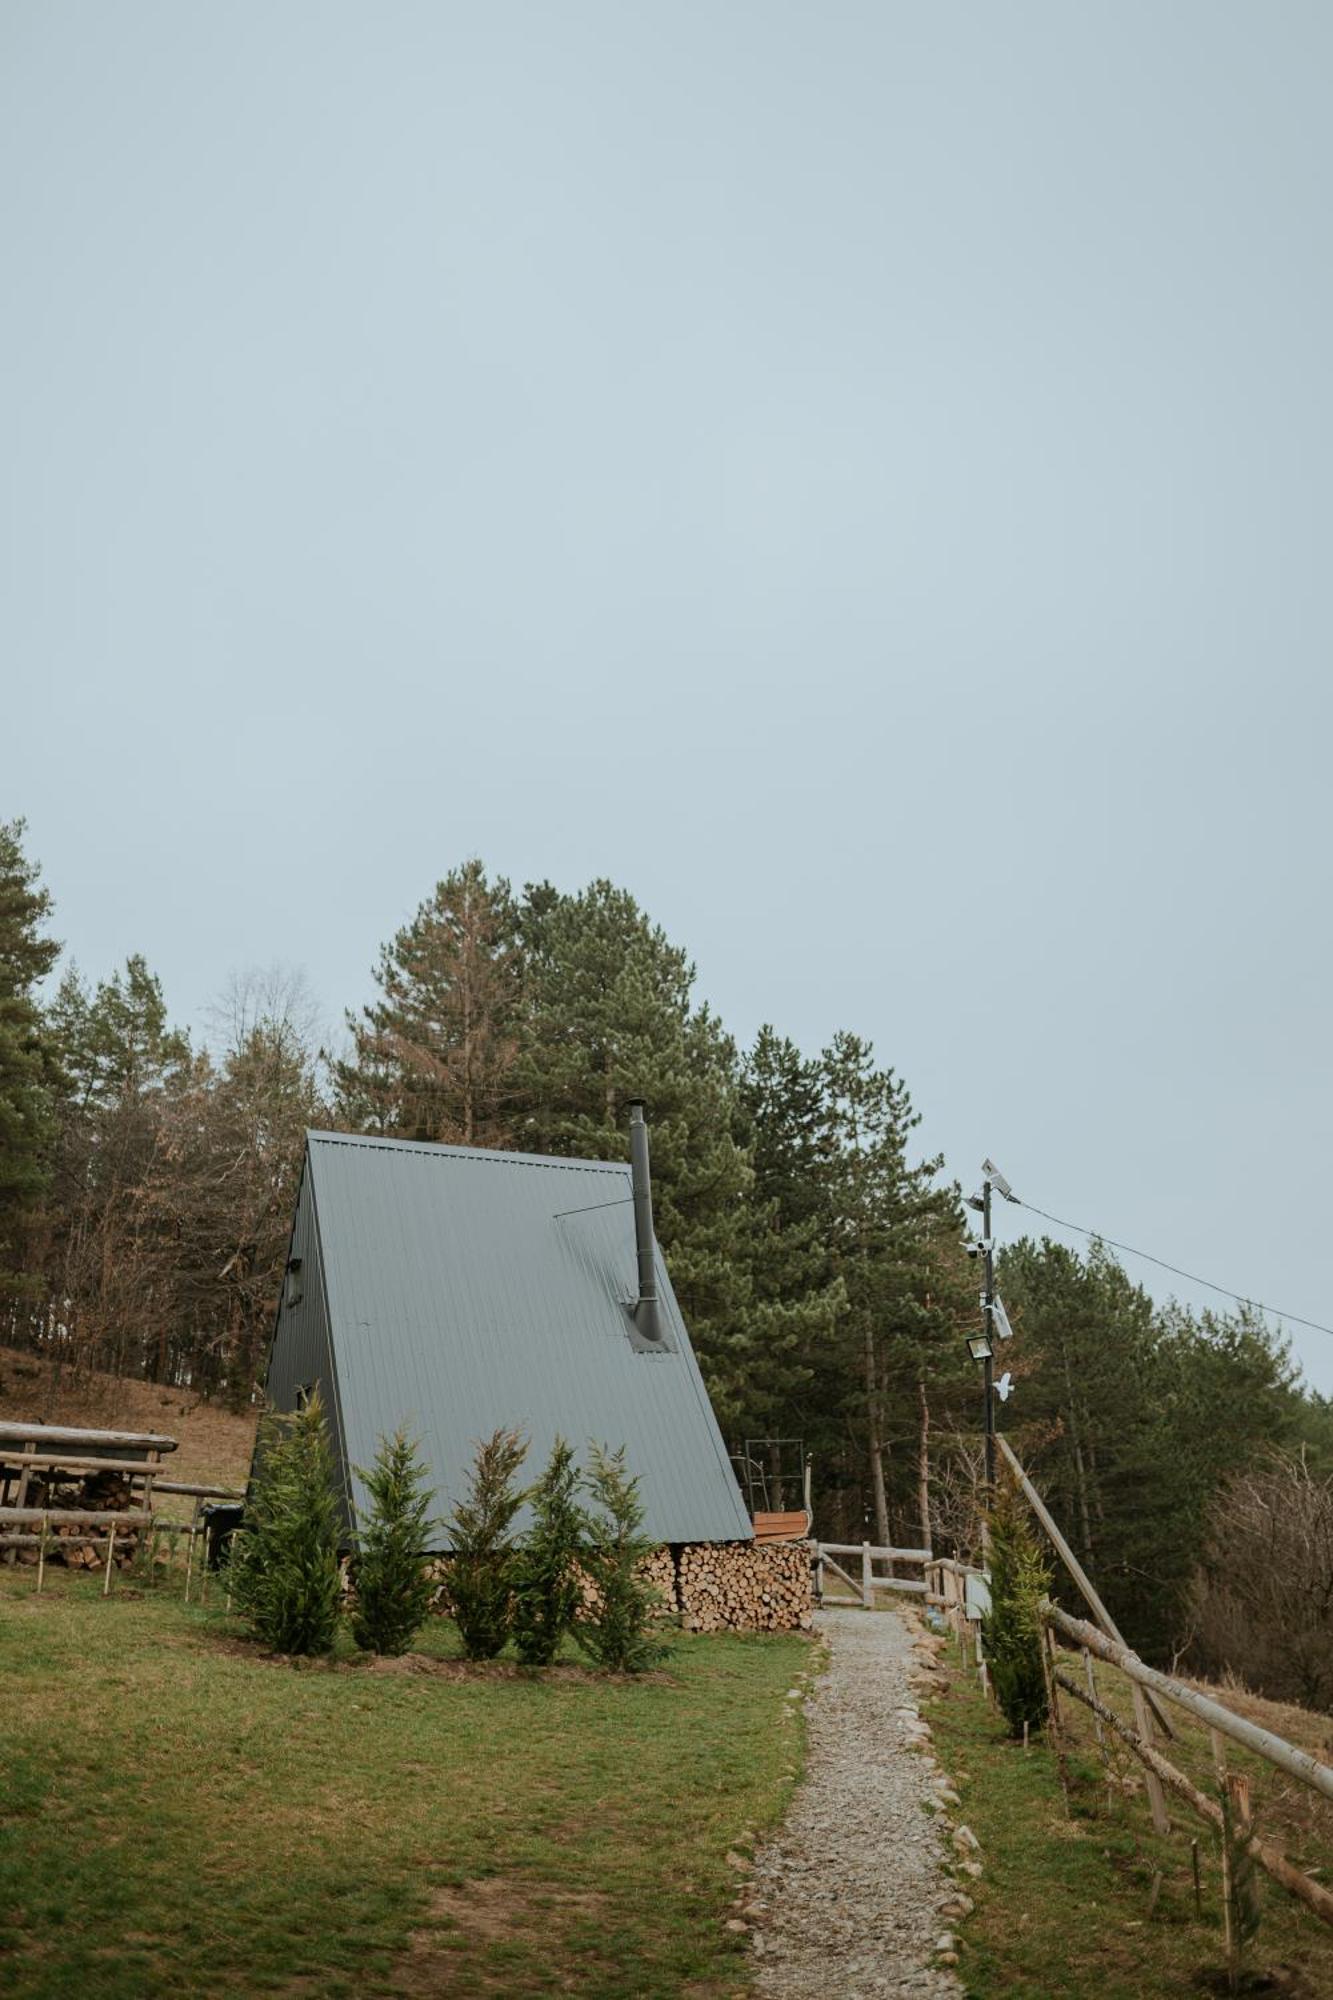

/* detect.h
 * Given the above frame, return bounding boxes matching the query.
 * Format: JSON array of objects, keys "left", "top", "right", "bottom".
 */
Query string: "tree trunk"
[
  {"left": 1060, "top": 1334, "right": 1096, "bottom": 1565},
  {"left": 864, "top": 1322, "right": 891, "bottom": 1547},
  {"left": 917, "top": 1376, "right": 932, "bottom": 1552}
]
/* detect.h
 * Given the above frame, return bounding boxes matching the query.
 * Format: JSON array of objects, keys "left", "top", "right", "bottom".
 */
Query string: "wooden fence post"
[
  {"left": 1133, "top": 1682, "right": 1171, "bottom": 1836},
  {"left": 1212, "top": 1729, "right": 1238, "bottom": 1993},
  {"left": 861, "top": 1541, "right": 872, "bottom": 1610}
]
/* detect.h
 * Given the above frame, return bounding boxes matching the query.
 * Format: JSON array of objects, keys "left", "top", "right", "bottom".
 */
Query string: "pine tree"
[
  {"left": 228, "top": 1395, "right": 343, "bottom": 1656},
  {"left": 0, "top": 819, "right": 60, "bottom": 1291},
  {"left": 576, "top": 1444, "right": 670, "bottom": 1673},
  {"left": 980, "top": 1471, "right": 1051, "bottom": 1738},
  {"left": 334, "top": 860, "right": 522, "bottom": 1145},
  {"left": 732, "top": 1028, "right": 847, "bottom": 1463},
  {"left": 351, "top": 1427, "right": 436, "bottom": 1655},
  {"left": 42, "top": 955, "right": 192, "bottom": 1378},
  {"left": 512, "top": 1437, "right": 586, "bottom": 1667},
  {"left": 447, "top": 1428, "right": 529, "bottom": 1660},
  {"left": 815, "top": 1032, "right": 969, "bottom": 1547},
  {"left": 514, "top": 880, "right": 753, "bottom": 1414}
]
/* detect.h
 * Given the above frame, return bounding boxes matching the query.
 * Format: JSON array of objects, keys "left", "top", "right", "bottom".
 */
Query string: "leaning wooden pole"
[{"left": 998, "top": 1433, "right": 1173, "bottom": 1738}]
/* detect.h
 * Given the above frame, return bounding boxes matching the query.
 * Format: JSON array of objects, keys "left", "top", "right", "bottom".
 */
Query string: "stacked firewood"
[
  {"left": 11, "top": 1469, "right": 144, "bottom": 1570},
  {"left": 676, "top": 1539, "right": 813, "bottom": 1633},
  {"left": 424, "top": 1541, "right": 810, "bottom": 1632}
]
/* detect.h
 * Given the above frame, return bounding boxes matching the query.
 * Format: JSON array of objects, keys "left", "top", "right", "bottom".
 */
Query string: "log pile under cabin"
[
  {"left": 428, "top": 1539, "right": 812, "bottom": 1632},
  {"left": 676, "top": 1539, "right": 812, "bottom": 1632}
]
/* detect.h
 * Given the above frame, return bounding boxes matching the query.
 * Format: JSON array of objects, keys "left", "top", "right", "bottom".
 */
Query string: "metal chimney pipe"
[{"left": 627, "top": 1100, "right": 662, "bottom": 1343}]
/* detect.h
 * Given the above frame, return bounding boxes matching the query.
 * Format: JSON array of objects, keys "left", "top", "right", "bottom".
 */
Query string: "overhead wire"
[{"left": 1010, "top": 1196, "right": 1333, "bottom": 1342}]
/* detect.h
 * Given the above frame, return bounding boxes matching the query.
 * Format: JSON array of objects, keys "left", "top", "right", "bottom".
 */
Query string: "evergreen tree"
[
  {"left": 815, "top": 1032, "right": 969, "bottom": 1547},
  {"left": 229, "top": 1395, "right": 343, "bottom": 1656},
  {"left": 577, "top": 1444, "right": 670, "bottom": 1673},
  {"left": 334, "top": 860, "right": 522, "bottom": 1145},
  {"left": 351, "top": 1427, "right": 436, "bottom": 1656},
  {"left": 42, "top": 956, "right": 193, "bottom": 1378},
  {"left": 448, "top": 1427, "right": 529, "bottom": 1660},
  {"left": 515, "top": 880, "right": 753, "bottom": 1417},
  {"left": 980, "top": 1471, "right": 1051, "bottom": 1738},
  {"left": 0, "top": 819, "right": 60, "bottom": 1290},
  {"left": 996, "top": 1238, "right": 1309, "bottom": 1662},
  {"left": 512, "top": 1436, "right": 586, "bottom": 1667},
  {"left": 731, "top": 1028, "right": 846, "bottom": 1459}
]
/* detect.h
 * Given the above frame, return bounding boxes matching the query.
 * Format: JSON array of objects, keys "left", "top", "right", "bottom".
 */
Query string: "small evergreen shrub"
[
  {"left": 448, "top": 1428, "right": 529, "bottom": 1661},
  {"left": 228, "top": 1396, "right": 342, "bottom": 1657},
  {"left": 576, "top": 1444, "right": 670, "bottom": 1673},
  {"left": 980, "top": 1470, "right": 1052, "bottom": 1738},
  {"left": 351, "top": 1427, "right": 437, "bottom": 1656},
  {"left": 512, "top": 1437, "right": 585, "bottom": 1667}
]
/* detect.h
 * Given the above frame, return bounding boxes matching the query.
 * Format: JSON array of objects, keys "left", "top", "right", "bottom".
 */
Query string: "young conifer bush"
[
  {"left": 351, "top": 1426, "right": 436, "bottom": 1656},
  {"left": 448, "top": 1428, "right": 529, "bottom": 1660},
  {"left": 577, "top": 1443, "right": 670, "bottom": 1673},
  {"left": 980, "top": 1469, "right": 1052, "bottom": 1738},
  {"left": 228, "top": 1394, "right": 342, "bottom": 1657},
  {"left": 512, "top": 1436, "right": 585, "bottom": 1667}
]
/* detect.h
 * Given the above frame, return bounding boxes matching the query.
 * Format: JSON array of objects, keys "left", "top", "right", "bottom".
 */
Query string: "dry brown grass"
[{"left": 0, "top": 1345, "right": 257, "bottom": 1495}]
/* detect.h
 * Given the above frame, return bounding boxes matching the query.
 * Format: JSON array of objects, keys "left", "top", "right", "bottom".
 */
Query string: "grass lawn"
[
  {"left": 926, "top": 1628, "right": 1333, "bottom": 1998},
  {"left": 0, "top": 1567, "right": 814, "bottom": 1998}
]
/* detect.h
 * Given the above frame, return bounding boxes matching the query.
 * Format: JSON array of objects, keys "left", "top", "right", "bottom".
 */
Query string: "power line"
[{"left": 1012, "top": 1197, "right": 1333, "bottom": 1341}]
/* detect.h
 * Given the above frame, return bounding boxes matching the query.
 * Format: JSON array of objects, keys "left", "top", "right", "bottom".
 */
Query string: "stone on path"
[{"left": 751, "top": 1606, "right": 965, "bottom": 1998}]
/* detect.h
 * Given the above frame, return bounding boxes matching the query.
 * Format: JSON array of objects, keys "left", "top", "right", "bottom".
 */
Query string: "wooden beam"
[
  {"left": 998, "top": 1434, "right": 1174, "bottom": 1739},
  {"left": 1045, "top": 1601, "right": 1333, "bottom": 1805},
  {"left": 0, "top": 1509, "right": 154, "bottom": 1529},
  {"left": 1054, "top": 1667, "right": 1333, "bottom": 1930},
  {"left": 0, "top": 1419, "right": 178, "bottom": 1454}
]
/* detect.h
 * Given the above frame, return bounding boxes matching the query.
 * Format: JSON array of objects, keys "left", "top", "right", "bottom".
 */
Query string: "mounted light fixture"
[{"left": 967, "top": 1331, "right": 993, "bottom": 1363}]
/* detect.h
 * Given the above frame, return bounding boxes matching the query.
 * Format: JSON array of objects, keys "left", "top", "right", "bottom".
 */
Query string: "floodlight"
[
  {"left": 964, "top": 1193, "right": 985, "bottom": 1213},
  {"left": 995, "top": 1371, "right": 1014, "bottom": 1402},
  {"left": 991, "top": 1294, "right": 1014, "bottom": 1342},
  {"left": 983, "top": 1158, "right": 1017, "bottom": 1202},
  {"left": 967, "top": 1332, "right": 993, "bottom": 1362}
]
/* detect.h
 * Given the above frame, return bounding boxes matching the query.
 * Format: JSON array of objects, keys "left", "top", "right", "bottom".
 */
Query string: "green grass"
[
  {"left": 0, "top": 1568, "right": 814, "bottom": 1998},
  {"left": 926, "top": 1630, "right": 1333, "bottom": 1998}
]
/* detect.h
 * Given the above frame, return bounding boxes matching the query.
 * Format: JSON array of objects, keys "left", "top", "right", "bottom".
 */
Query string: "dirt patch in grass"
[{"left": 397, "top": 1877, "right": 615, "bottom": 1994}]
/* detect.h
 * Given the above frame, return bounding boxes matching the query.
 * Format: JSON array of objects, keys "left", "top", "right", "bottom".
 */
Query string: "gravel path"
[{"left": 748, "top": 1607, "right": 968, "bottom": 1998}]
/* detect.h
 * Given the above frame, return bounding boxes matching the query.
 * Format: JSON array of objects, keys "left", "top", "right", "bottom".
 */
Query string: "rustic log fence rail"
[
  {"left": 0, "top": 1417, "right": 240, "bottom": 1597},
  {"left": 1040, "top": 1596, "right": 1333, "bottom": 1942},
  {"left": 814, "top": 1540, "right": 935, "bottom": 1608}
]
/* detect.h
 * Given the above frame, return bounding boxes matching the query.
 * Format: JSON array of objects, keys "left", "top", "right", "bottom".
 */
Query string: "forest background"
[{"left": 3, "top": 817, "right": 1331, "bottom": 1699}]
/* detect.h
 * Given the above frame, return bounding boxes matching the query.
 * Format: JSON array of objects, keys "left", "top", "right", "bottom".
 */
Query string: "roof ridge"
[{"left": 306, "top": 1129, "right": 628, "bottom": 1174}]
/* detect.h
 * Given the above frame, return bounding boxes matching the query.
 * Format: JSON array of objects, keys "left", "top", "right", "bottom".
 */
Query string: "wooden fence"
[
  {"left": 814, "top": 1540, "right": 934, "bottom": 1607},
  {"left": 1041, "top": 1598, "right": 1333, "bottom": 1955},
  {"left": 981, "top": 1426, "right": 1333, "bottom": 1974}
]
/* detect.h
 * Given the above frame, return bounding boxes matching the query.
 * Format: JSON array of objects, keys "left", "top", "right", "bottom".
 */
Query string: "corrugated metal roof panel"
[{"left": 306, "top": 1130, "right": 752, "bottom": 1545}]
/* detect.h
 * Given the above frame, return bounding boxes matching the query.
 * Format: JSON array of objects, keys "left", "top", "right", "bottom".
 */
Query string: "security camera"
[{"left": 964, "top": 1238, "right": 989, "bottom": 1260}]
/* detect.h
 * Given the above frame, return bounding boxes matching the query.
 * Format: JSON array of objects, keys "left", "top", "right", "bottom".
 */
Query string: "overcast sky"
[{"left": 4, "top": 4, "right": 1332, "bottom": 1394}]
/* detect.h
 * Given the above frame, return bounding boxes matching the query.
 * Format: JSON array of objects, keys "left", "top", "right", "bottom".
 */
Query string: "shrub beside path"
[{"left": 749, "top": 1605, "right": 968, "bottom": 1998}]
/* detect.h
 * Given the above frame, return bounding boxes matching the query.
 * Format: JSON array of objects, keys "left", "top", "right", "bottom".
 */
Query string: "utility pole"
[
  {"left": 982, "top": 1172, "right": 996, "bottom": 1490},
  {"left": 966, "top": 1158, "right": 1016, "bottom": 1494}
]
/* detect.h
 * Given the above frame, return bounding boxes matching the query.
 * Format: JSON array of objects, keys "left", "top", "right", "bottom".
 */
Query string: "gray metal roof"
[{"left": 305, "top": 1130, "right": 752, "bottom": 1545}]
